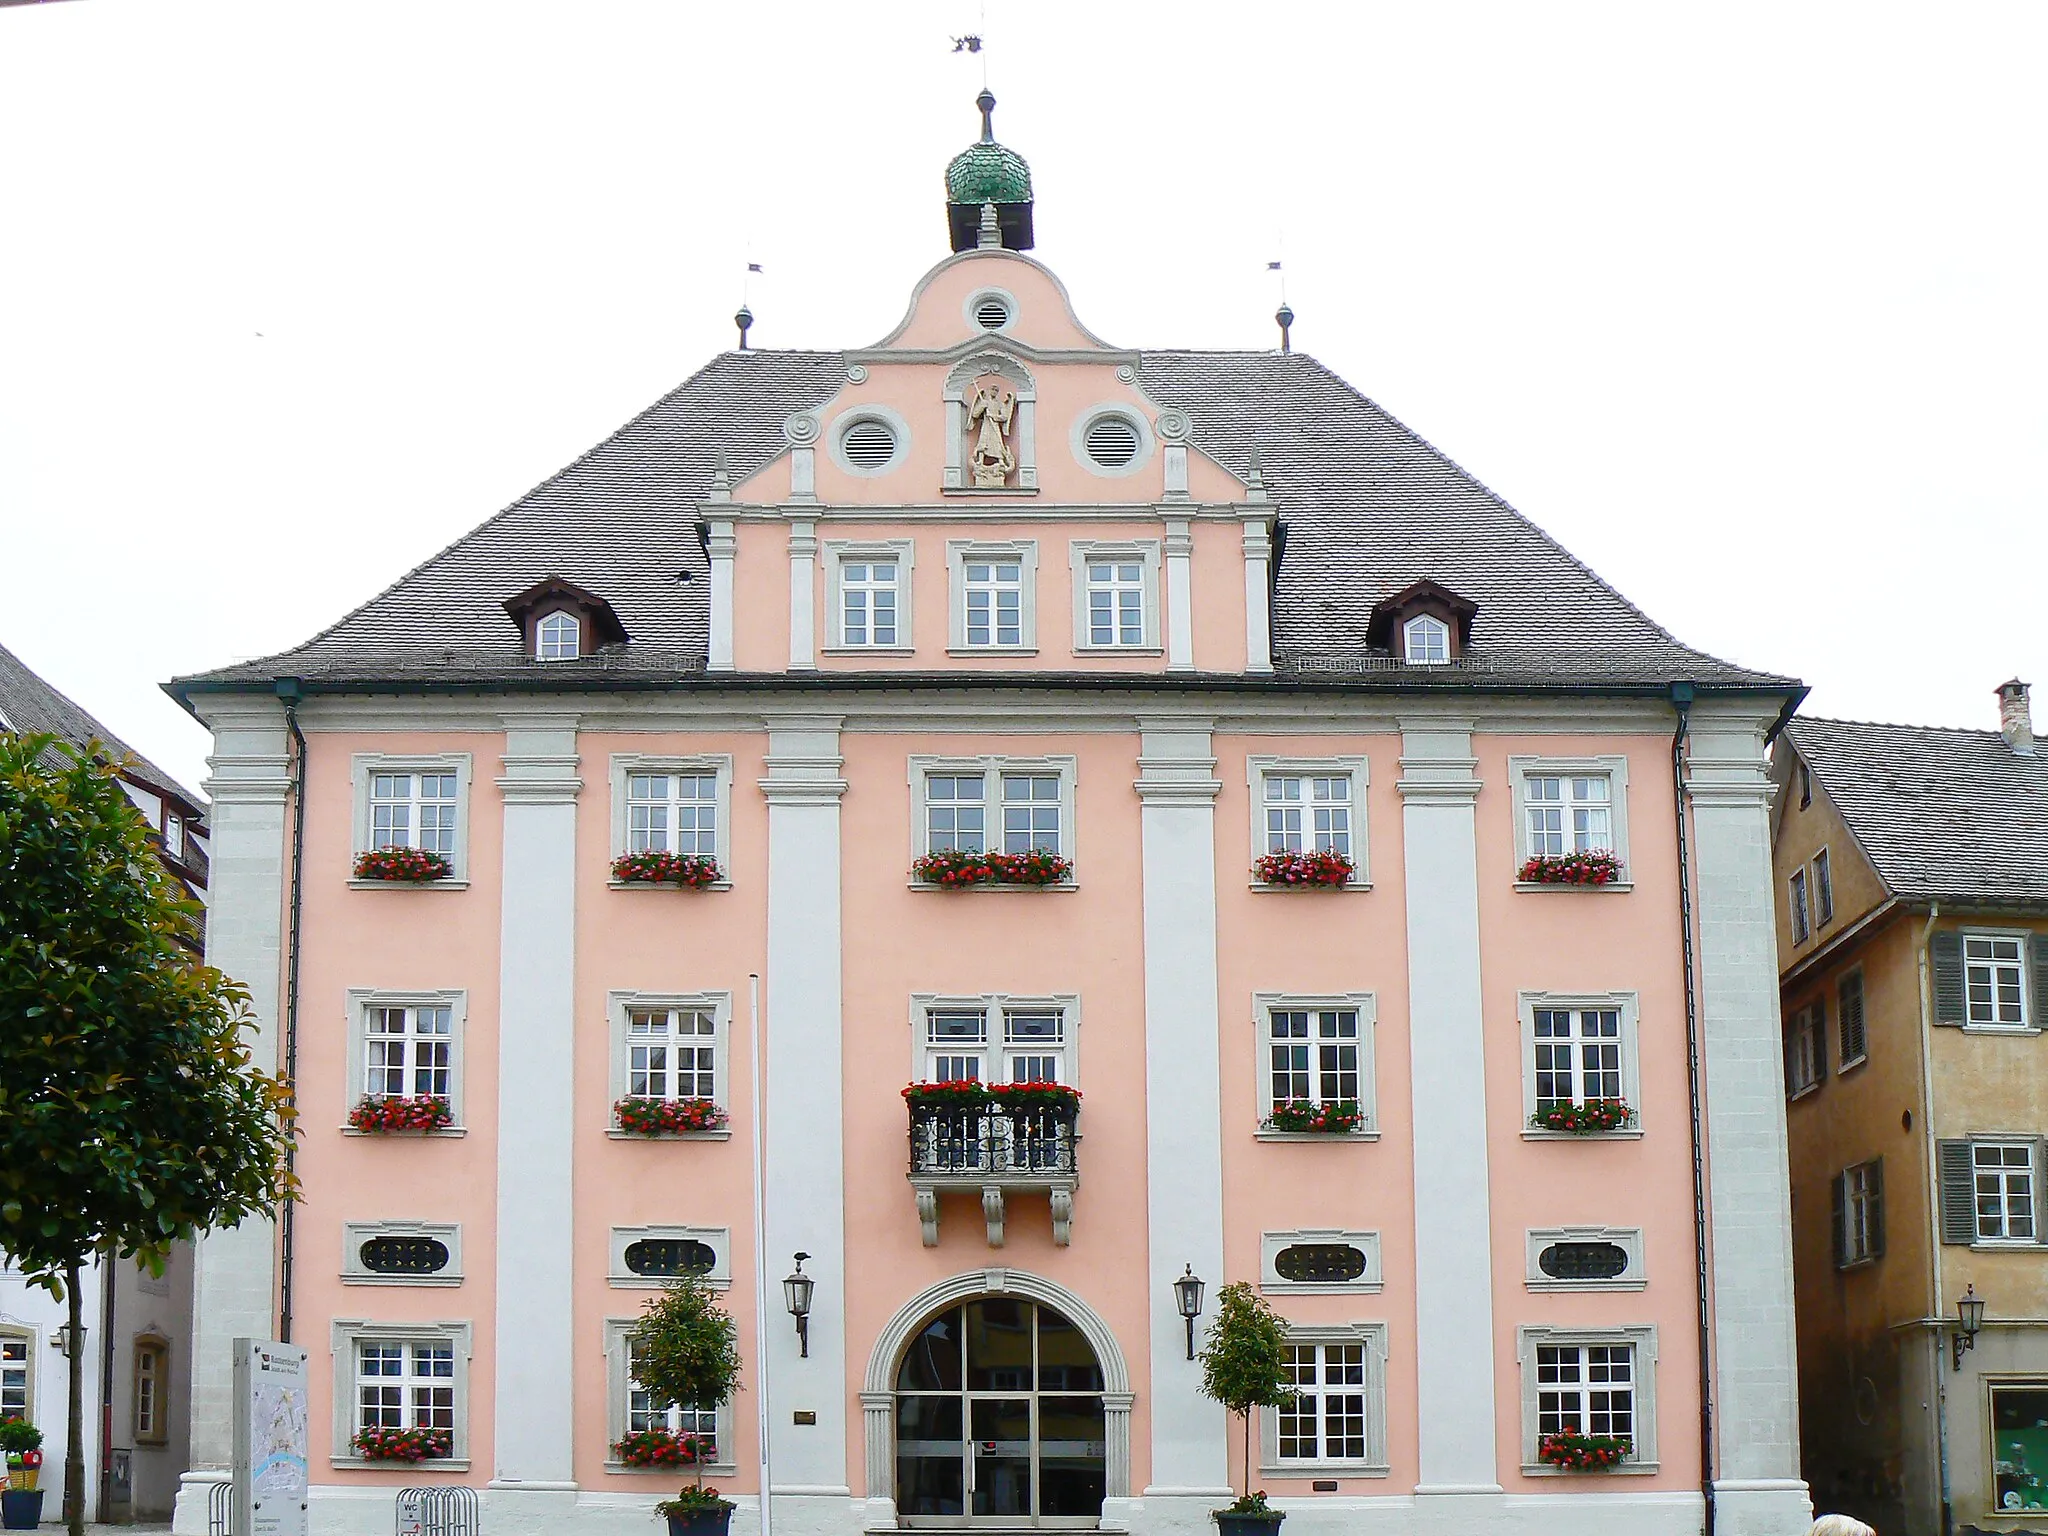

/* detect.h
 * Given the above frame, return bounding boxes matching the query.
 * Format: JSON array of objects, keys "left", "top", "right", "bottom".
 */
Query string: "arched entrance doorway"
[{"left": 895, "top": 1295, "right": 1105, "bottom": 1526}]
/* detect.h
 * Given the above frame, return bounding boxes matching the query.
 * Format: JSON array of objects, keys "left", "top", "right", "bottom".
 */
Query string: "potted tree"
[
  {"left": 630, "top": 1275, "right": 743, "bottom": 1536},
  {"left": 0, "top": 1418, "right": 44, "bottom": 1532},
  {"left": 1196, "top": 1282, "right": 1293, "bottom": 1535}
]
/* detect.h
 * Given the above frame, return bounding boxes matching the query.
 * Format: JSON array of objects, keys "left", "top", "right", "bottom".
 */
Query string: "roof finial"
[
  {"left": 978, "top": 88, "right": 996, "bottom": 144},
  {"left": 1275, "top": 302, "right": 1295, "bottom": 355},
  {"left": 1245, "top": 442, "right": 1269, "bottom": 501},
  {"left": 735, "top": 304, "right": 754, "bottom": 351},
  {"left": 977, "top": 201, "right": 1002, "bottom": 249}
]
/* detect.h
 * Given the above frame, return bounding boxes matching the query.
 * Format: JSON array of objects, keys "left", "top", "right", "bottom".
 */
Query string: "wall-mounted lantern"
[
  {"left": 1174, "top": 1265, "right": 1206, "bottom": 1361},
  {"left": 784, "top": 1253, "right": 815, "bottom": 1359}
]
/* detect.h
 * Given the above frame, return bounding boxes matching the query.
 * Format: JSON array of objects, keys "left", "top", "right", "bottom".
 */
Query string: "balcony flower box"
[
  {"left": 348, "top": 1095, "right": 453, "bottom": 1134},
  {"left": 352, "top": 847, "right": 454, "bottom": 883},
  {"left": 1517, "top": 851, "right": 1624, "bottom": 886},
  {"left": 615, "top": 1096, "right": 729, "bottom": 1136},
  {"left": 1262, "top": 1099, "right": 1365, "bottom": 1135},
  {"left": 351, "top": 1425, "right": 452, "bottom": 1462},
  {"left": 613, "top": 1429, "right": 714, "bottom": 1469},
  {"left": 901, "top": 1080, "right": 995, "bottom": 1111},
  {"left": 612, "top": 851, "right": 723, "bottom": 889},
  {"left": 1530, "top": 1098, "right": 1634, "bottom": 1135},
  {"left": 993, "top": 1082, "right": 1082, "bottom": 1114},
  {"left": 1537, "top": 1431, "right": 1630, "bottom": 1471},
  {"left": 1252, "top": 849, "right": 1355, "bottom": 888},
  {"left": 910, "top": 848, "right": 1073, "bottom": 888}
]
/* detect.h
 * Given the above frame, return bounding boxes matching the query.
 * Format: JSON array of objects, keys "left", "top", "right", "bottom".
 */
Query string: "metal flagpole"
[{"left": 750, "top": 973, "right": 774, "bottom": 1536}]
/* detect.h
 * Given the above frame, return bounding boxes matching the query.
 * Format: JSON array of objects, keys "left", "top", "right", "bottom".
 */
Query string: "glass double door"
[{"left": 896, "top": 1298, "right": 1106, "bottom": 1528}]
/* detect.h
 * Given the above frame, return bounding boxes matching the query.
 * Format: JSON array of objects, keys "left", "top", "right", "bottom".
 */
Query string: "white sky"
[{"left": 3, "top": 1, "right": 2043, "bottom": 795}]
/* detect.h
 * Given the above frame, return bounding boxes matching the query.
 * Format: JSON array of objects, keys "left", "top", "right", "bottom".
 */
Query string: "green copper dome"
[{"left": 946, "top": 139, "right": 1032, "bottom": 205}]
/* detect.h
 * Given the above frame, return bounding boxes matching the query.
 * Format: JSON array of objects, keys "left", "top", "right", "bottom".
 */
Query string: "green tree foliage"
[
  {"left": 629, "top": 1275, "right": 743, "bottom": 1512},
  {"left": 1196, "top": 1281, "right": 1294, "bottom": 1505},
  {"left": 0, "top": 735, "right": 297, "bottom": 1536}
]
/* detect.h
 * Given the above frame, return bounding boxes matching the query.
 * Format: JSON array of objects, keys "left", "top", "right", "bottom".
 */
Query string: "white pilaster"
[
  {"left": 1164, "top": 520, "right": 1195, "bottom": 673},
  {"left": 1135, "top": 721, "right": 1232, "bottom": 1512},
  {"left": 788, "top": 520, "right": 818, "bottom": 671},
  {"left": 174, "top": 708, "right": 291, "bottom": 1536},
  {"left": 1684, "top": 705, "right": 1814, "bottom": 1536},
  {"left": 1397, "top": 722, "right": 1501, "bottom": 1501},
  {"left": 761, "top": 718, "right": 852, "bottom": 1522},
  {"left": 707, "top": 519, "right": 737, "bottom": 674},
  {"left": 1241, "top": 515, "right": 1274, "bottom": 676},
  {"left": 491, "top": 716, "right": 581, "bottom": 1495}
]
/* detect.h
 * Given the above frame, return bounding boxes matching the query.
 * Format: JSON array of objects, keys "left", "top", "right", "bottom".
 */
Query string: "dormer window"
[
  {"left": 1403, "top": 615, "right": 1450, "bottom": 665},
  {"left": 536, "top": 611, "right": 581, "bottom": 661},
  {"left": 502, "top": 577, "right": 628, "bottom": 662}
]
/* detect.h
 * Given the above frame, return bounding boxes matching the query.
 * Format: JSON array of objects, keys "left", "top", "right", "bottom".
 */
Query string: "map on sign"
[{"left": 234, "top": 1340, "right": 309, "bottom": 1536}]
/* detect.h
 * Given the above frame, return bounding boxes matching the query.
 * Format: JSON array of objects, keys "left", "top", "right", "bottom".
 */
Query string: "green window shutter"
[
  {"left": 1931, "top": 931, "right": 1966, "bottom": 1025},
  {"left": 1831, "top": 1171, "right": 1848, "bottom": 1268},
  {"left": 1813, "top": 996, "right": 1829, "bottom": 1078},
  {"left": 1938, "top": 1139, "right": 1977, "bottom": 1244},
  {"left": 1869, "top": 1157, "right": 1886, "bottom": 1259},
  {"left": 1838, "top": 971, "right": 1867, "bottom": 1063},
  {"left": 2031, "top": 934, "right": 2048, "bottom": 1028},
  {"left": 1783, "top": 1012, "right": 1799, "bottom": 1100}
]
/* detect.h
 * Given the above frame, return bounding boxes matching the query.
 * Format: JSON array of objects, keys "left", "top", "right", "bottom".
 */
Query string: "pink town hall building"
[{"left": 168, "top": 97, "right": 1813, "bottom": 1536}]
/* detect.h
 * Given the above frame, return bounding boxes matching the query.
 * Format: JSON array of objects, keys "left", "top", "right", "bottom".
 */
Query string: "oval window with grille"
[
  {"left": 841, "top": 418, "right": 898, "bottom": 469},
  {"left": 1537, "top": 1241, "right": 1630, "bottom": 1282},
  {"left": 1273, "top": 1243, "right": 1368, "bottom": 1285},
  {"left": 359, "top": 1236, "right": 451, "bottom": 1275},
  {"left": 1083, "top": 414, "right": 1141, "bottom": 468},
  {"left": 974, "top": 296, "right": 1012, "bottom": 330},
  {"left": 623, "top": 1238, "right": 717, "bottom": 1279}
]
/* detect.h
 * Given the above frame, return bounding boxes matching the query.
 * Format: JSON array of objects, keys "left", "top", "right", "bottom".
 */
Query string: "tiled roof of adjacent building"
[
  {"left": 1787, "top": 715, "right": 2048, "bottom": 904},
  {"left": 170, "top": 349, "right": 1799, "bottom": 699},
  {"left": 1, "top": 640, "right": 205, "bottom": 817}
]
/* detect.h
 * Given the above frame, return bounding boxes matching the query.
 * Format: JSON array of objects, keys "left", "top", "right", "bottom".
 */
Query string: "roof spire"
[
  {"left": 1275, "top": 302, "right": 1295, "bottom": 355},
  {"left": 946, "top": 90, "right": 1034, "bottom": 252},
  {"left": 734, "top": 303, "right": 754, "bottom": 351},
  {"left": 978, "top": 87, "right": 996, "bottom": 143}
]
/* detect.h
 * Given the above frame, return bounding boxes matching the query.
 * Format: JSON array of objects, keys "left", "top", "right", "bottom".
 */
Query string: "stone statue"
[{"left": 965, "top": 374, "right": 1017, "bottom": 488}]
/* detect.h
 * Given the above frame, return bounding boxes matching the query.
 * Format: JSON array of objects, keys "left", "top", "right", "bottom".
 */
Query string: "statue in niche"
[{"left": 965, "top": 373, "right": 1018, "bottom": 488}]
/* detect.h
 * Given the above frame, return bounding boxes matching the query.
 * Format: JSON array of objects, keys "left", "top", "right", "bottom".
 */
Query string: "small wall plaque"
[
  {"left": 793, "top": 1410, "right": 817, "bottom": 1426},
  {"left": 1311, "top": 1481, "right": 1339, "bottom": 1493}
]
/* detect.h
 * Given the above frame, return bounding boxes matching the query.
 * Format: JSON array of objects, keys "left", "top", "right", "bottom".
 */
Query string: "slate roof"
[
  {"left": 1, "top": 640, "right": 205, "bottom": 817},
  {"left": 1787, "top": 716, "right": 2048, "bottom": 904},
  {"left": 171, "top": 349, "right": 1798, "bottom": 701}
]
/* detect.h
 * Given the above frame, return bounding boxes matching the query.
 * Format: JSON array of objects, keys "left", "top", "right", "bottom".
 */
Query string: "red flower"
[
  {"left": 912, "top": 849, "right": 1073, "bottom": 887},
  {"left": 1518, "top": 851, "right": 1624, "bottom": 886},
  {"left": 1253, "top": 849, "right": 1355, "bottom": 888},
  {"left": 614, "top": 1096, "right": 730, "bottom": 1135},
  {"left": 353, "top": 847, "right": 454, "bottom": 883},
  {"left": 348, "top": 1095, "right": 453, "bottom": 1133},
  {"left": 611, "top": 851, "right": 723, "bottom": 889}
]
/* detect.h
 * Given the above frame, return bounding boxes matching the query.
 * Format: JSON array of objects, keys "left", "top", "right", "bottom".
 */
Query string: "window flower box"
[
  {"left": 348, "top": 1095, "right": 453, "bottom": 1134},
  {"left": 1530, "top": 1098, "right": 1634, "bottom": 1135},
  {"left": 351, "top": 1426, "right": 452, "bottom": 1462},
  {"left": 1252, "top": 849, "right": 1355, "bottom": 888},
  {"left": 352, "top": 847, "right": 454, "bottom": 883},
  {"left": 1537, "top": 1431, "right": 1630, "bottom": 1471},
  {"left": 910, "top": 849, "right": 1073, "bottom": 888},
  {"left": 1262, "top": 1099, "right": 1365, "bottom": 1135},
  {"left": 613, "top": 1429, "right": 714, "bottom": 1469},
  {"left": 611, "top": 851, "right": 723, "bottom": 889},
  {"left": 614, "top": 1096, "right": 729, "bottom": 1136},
  {"left": 1517, "top": 851, "right": 1624, "bottom": 886}
]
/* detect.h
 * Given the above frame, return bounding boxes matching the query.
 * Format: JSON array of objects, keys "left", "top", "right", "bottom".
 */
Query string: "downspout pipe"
[
  {"left": 1671, "top": 682, "right": 1717, "bottom": 1536},
  {"left": 276, "top": 679, "right": 308, "bottom": 1345},
  {"left": 1918, "top": 902, "right": 1949, "bottom": 1536}
]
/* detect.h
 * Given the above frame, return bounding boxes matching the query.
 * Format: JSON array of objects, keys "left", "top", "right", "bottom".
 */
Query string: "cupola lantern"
[{"left": 946, "top": 89, "right": 1034, "bottom": 252}]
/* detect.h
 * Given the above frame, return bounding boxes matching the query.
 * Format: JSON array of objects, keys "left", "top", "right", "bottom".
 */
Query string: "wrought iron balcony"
[{"left": 907, "top": 1103, "right": 1079, "bottom": 1248}]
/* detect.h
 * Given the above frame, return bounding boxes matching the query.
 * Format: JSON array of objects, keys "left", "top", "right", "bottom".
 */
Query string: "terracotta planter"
[
  {"left": 664, "top": 1505, "right": 734, "bottom": 1536},
  {"left": 2, "top": 1488, "right": 45, "bottom": 1530}
]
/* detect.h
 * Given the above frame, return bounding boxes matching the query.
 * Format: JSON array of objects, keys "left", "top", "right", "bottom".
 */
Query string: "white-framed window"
[
  {"left": 162, "top": 811, "right": 184, "bottom": 861},
  {"left": 948, "top": 540, "right": 1038, "bottom": 652},
  {"left": 341, "top": 1221, "right": 463, "bottom": 1287},
  {"left": 133, "top": 1335, "right": 169, "bottom": 1444},
  {"left": 908, "top": 756, "right": 1077, "bottom": 868},
  {"left": 351, "top": 754, "right": 472, "bottom": 883},
  {"left": 1524, "top": 1227, "right": 1647, "bottom": 1292},
  {"left": 1966, "top": 934, "right": 2030, "bottom": 1029},
  {"left": 607, "top": 991, "right": 731, "bottom": 1134},
  {"left": 608, "top": 755, "right": 733, "bottom": 879},
  {"left": 344, "top": 990, "right": 466, "bottom": 1129},
  {"left": 1260, "top": 1325, "right": 1389, "bottom": 1477},
  {"left": 329, "top": 1320, "right": 472, "bottom": 1468},
  {"left": 603, "top": 1319, "right": 735, "bottom": 1473},
  {"left": 1247, "top": 757, "right": 1369, "bottom": 885},
  {"left": 910, "top": 994, "right": 1078, "bottom": 1085},
  {"left": 536, "top": 610, "right": 581, "bottom": 660},
  {"left": 824, "top": 539, "right": 915, "bottom": 651},
  {"left": 0, "top": 1328, "right": 31, "bottom": 1422},
  {"left": 1508, "top": 755, "right": 1630, "bottom": 882},
  {"left": 1812, "top": 848, "right": 1834, "bottom": 925},
  {"left": 1254, "top": 992, "right": 1378, "bottom": 1138},
  {"left": 1975, "top": 1143, "right": 2036, "bottom": 1243},
  {"left": 1402, "top": 614, "right": 1450, "bottom": 664},
  {"left": 1259, "top": 1230, "right": 1384, "bottom": 1295},
  {"left": 1068, "top": 540, "right": 1161, "bottom": 652},
  {"left": 1785, "top": 1001, "right": 1824, "bottom": 1099},
  {"left": 1517, "top": 1325, "right": 1658, "bottom": 1473},
  {"left": 1835, "top": 1157, "right": 1886, "bottom": 1266},
  {"left": 607, "top": 1226, "right": 733, "bottom": 1291},
  {"left": 1521, "top": 992, "right": 1641, "bottom": 1134},
  {"left": 1789, "top": 867, "right": 1811, "bottom": 945}
]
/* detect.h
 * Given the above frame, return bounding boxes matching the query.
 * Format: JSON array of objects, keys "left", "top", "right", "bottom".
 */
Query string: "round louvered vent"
[
  {"left": 623, "top": 1238, "right": 718, "bottom": 1279},
  {"left": 975, "top": 297, "right": 1011, "bottom": 330},
  {"left": 842, "top": 419, "right": 897, "bottom": 469},
  {"left": 1083, "top": 415, "right": 1141, "bottom": 468}
]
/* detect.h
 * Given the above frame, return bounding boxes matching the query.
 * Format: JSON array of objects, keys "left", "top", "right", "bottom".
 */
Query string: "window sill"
[
  {"left": 604, "top": 1128, "right": 733, "bottom": 1141},
  {"left": 1520, "top": 1127, "right": 1644, "bottom": 1143},
  {"left": 606, "top": 1275, "right": 734, "bottom": 1292},
  {"left": 1962, "top": 1024, "right": 2042, "bottom": 1036},
  {"left": 1519, "top": 1460, "right": 1658, "bottom": 1478},
  {"left": 945, "top": 646, "right": 1040, "bottom": 657},
  {"left": 1970, "top": 1240, "right": 2044, "bottom": 1252},
  {"left": 1788, "top": 1083, "right": 1821, "bottom": 1103},
  {"left": 340, "top": 1274, "right": 464, "bottom": 1287},
  {"left": 822, "top": 646, "right": 917, "bottom": 657},
  {"left": 908, "top": 881, "right": 1077, "bottom": 894},
  {"left": 1249, "top": 881, "right": 1371, "bottom": 894},
  {"left": 340, "top": 1125, "right": 467, "bottom": 1138},
  {"left": 1072, "top": 645, "right": 1165, "bottom": 657},
  {"left": 941, "top": 486, "right": 1039, "bottom": 497},
  {"left": 1524, "top": 1277, "right": 1647, "bottom": 1293},
  {"left": 1257, "top": 1281, "right": 1384, "bottom": 1297},
  {"left": 1512, "top": 881, "right": 1633, "bottom": 894},
  {"left": 332, "top": 1457, "right": 471, "bottom": 1473},
  {"left": 1838, "top": 1054, "right": 1869, "bottom": 1076},
  {"left": 1258, "top": 1463, "right": 1390, "bottom": 1480},
  {"left": 603, "top": 1461, "right": 737, "bottom": 1477},
  {"left": 348, "top": 878, "right": 470, "bottom": 892},
  {"left": 1254, "top": 1129, "right": 1380, "bottom": 1143},
  {"left": 1836, "top": 1254, "right": 1881, "bottom": 1270},
  {"left": 607, "top": 880, "right": 733, "bottom": 893}
]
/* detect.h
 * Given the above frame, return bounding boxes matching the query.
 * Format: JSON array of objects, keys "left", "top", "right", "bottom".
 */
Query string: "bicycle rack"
[
  {"left": 207, "top": 1478, "right": 234, "bottom": 1536},
  {"left": 396, "top": 1484, "right": 480, "bottom": 1536}
]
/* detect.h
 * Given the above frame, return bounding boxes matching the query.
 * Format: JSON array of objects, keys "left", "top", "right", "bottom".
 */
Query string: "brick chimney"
[{"left": 1998, "top": 678, "right": 2034, "bottom": 756}]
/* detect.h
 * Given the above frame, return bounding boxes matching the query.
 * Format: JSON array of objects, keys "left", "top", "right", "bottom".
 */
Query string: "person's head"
[{"left": 1810, "top": 1516, "right": 1876, "bottom": 1536}]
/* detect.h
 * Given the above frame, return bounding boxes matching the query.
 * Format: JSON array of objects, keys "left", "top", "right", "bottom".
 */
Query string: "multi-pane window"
[
  {"left": 922, "top": 1006, "right": 1068, "bottom": 1084},
  {"left": 920, "top": 766, "right": 1069, "bottom": 861},
  {"left": 1403, "top": 614, "right": 1449, "bottom": 664},
  {"left": 1533, "top": 1007, "right": 1624, "bottom": 1108},
  {"left": 365, "top": 1006, "right": 452, "bottom": 1100},
  {"left": 840, "top": 560, "right": 900, "bottom": 647},
  {"left": 1084, "top": 559, "right": 1145, "bottom": 647},
  {"left": 1813, "top": 849, "right": 1834, "bottom": 925},
  {"left": 356, "top": 1342, "right": 454, "bottom": 1438},
  {"left": 1525, "top": 774, "right": 1612, "bottom": 858},
  {"left": 925, "top": 776, "right": 987, "bottom": 854},
  {"left": 536, "top": 611, "right": 580, "bottom": 660},
  {"left": 1966, "top": 936, "right": 2028, "bottom": 1028},
  {"left": 963, "top": 559, "right": 1025, "bottom": 647},
  {"left": 1841, "top": 1159, "right": 1884, "bottom": 1263},
  {"left": 1975, "top": 1143, "right": 2037, "bottom": 1241},
  {"left": 626, "top": 1340, "right": 717, "bottom": 1442},
  {"left": 1785, "top": 1004, "right": 1823, "bottom": 1097},
  {"left": 1276, "top": 1343, "right": 1367, "bottom": 1462},
  {"left": 627, "top": 1008, "right": 716, "bottom": 1100},
  {"left": 1789, "top": 868, "right": 1811, "bottom": 945},
  {"left": 0, "top": 1331, "right": 28, "bottom": 1421},
  {"left": 1263, "top": 775, "right": 1352, "bottom": 856},
  {"left": 162, "top": 813, "right": 184, "bottom": 861},
  {"left": 1536, "top": 1344, "right": 1634, "bottom": 1449},
  {"left": 369, "top": 772, "right": 458, "bottom": 855},
  {"left": 1268, "top": 1008, "right": 1361, "bottom": 1109},
  {"left": 626, "top": 773, "right": 718, "bottom": 857},
  {"left": 1001, "top": 774, "right": 1061, "bottom": 854},
  {"left": 134, "top": 1339, "right": 167, "bottom": 1443}
]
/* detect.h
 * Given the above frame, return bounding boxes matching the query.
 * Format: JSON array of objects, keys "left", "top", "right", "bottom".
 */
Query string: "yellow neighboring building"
[{"left": 1774, "top": 682, "right": 2048, "bottom": 1536}]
